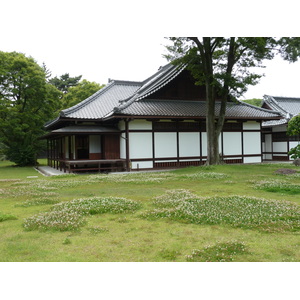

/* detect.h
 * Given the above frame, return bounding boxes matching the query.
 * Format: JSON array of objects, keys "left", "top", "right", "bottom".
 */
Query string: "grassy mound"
[
  {"left": 141, "top": 189, "right": 300, "bottom": 232},
  {"left": 23, "top": 197, "right": 141, "bottom": 231}
]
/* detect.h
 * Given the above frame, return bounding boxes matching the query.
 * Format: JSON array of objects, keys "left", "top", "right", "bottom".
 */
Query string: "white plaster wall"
[
  {"left": 120, "top": 133, "right": 126, "bottom": 159},
  {"left": 264, "top": 134, "right": 272, "bottom": 152},
  {"left": 89, "top": 135, "right": 101, "bottom": 153},
  {"left": 244, "top": 156, "right": 262, "bottom": 163},
  {"left": 155, "top": 160, "right": 177, "bottom": 163},
  {"left": 179, "top": 132, "right": 200, "bottom": 157},
  {"left": 179, "top": 159, "right": 200, "bottom": 162},
  {"left": 273, "top": 142, "right": 287, "bottom": 152},
  {"left": 243, "top": 121, "right": 260, "bottom": 130},
  {"left": 243, "top": 132, "right": 261, "bottom": 155},
  {"left": 129, "top": 119, "right": 152, "bottom": 130},
  {"left": 131, "top": 161, "right": 153, "bottom": 169},
  {"left": 129, "top": 132, "right": 152, "bottom": 159},
  {"left": 223, "top": 132, "right": 242, "bottom": 155},
  {"left": 201, "top": 132, "right": 207, "bottom": 156},
  {"left": 155, "top": 132, "right": 177, "bottom": 158}
]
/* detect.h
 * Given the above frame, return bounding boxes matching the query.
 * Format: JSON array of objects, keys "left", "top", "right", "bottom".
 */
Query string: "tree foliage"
[
  {"left": 0, "top": 51, "right": 61, "bottom": 166},
  {"left": 49, "top": 73, "right": 82, "bottom": 94},
  {"left": 165, "top": 37, "right": 300, "bottom": 165},
  {"left": 287, "top": 115, "right": 300, "bottom": 136},
  {"left": 62, "top": 79, "right": 104, "bottom": 108},
  {"left": 48, "top": 74, "right": 104, "bottom": 109},
  {"left": 287, "top": 115, "right": 300, "bottom": 159}
]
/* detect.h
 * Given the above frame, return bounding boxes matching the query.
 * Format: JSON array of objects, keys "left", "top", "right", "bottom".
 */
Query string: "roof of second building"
[{"left": 262, "top": 95, "right": 300, "bottom": 127}]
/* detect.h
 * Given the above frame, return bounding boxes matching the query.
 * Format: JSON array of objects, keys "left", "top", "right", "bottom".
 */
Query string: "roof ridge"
[
  {"left": 112, "top": 80, "right": 142, "bottom": 86},
  {"left": 272, "top": 95, "right": 300, "bottom": 100},
  {"left": 136, "top": 64, "right": 186, "bottom": 101},
  {"left": 237, "top": 99, "right": 282, "bottom": 116},
  {"left": 263, "top": 95, "right": 289, "bottom": 117},
  {"left": 114, "top": 63, "right": 186, "bottom": 113}
]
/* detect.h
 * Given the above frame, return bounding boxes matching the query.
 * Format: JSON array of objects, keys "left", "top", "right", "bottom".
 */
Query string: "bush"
[{"left": 288, "top": 144, "right": 300, "bottom": 160}]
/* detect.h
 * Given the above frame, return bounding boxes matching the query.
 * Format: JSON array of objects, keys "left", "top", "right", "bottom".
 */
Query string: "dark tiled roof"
[
  {"left": 262, "top": 95, "right": 300, "bottom": 127},
  {"left": 61, "top": 80, "right": 142, "bottom": 119},
  {"left": 117, "top": 99, "right": 281, "bottom": 119},
  {"left": 46, "top": 64, "right": 282, "bottom": 128},
  {"left": 41, "top": 125, "right": 120, "bottom": 139}
]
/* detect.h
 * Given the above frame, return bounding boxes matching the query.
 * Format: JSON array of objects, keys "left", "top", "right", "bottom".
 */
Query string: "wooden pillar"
[
  {"left": 50, "top": 139, "right": 53, "bottom": 167},
  {"left": 125, "top": 119, "right": 130, "bottom": 171}
]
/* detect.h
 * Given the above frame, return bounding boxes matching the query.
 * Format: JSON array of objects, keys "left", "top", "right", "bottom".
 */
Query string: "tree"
[
  {"left": 287, "top": 115, "right": 300, "bottom": 159},
  {"left": 0, "top": 51, "right": 61, "bottom": 166},
  {"left": 49, "top": 73, "right": 82, "bottom": 94},
  {"left": 48, "top": 73, "right": 104, "bottom": 109},
  {"left": 165, "top": 37, "right": 300, "bottom": 165},
  {"left": 61, "top": 79, "right": 104, "bottom": 108}
]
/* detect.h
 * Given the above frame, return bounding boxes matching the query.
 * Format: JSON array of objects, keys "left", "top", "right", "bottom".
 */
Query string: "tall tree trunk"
[
  {"left": 206, "top": 81, "right": 220, "bottom": 165},
  {"left": 189, "top": 37, "right": 231, "bottom": 165},
  {"left": 203, "top": 37, "right": 220, "bottom": 165}
]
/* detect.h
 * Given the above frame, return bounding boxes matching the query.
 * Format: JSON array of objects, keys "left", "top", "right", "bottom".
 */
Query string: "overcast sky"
[{"left": 2, "top": 1, "right": 300, "bottom": 101}]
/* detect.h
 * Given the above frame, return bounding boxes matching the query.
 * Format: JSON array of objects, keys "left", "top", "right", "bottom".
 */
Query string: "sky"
[{"left": 2, "top": 1, "right": 300, "bottom": 102}]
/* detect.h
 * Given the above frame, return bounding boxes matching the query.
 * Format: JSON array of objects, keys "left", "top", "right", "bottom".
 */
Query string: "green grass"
[
  {"left": 186, "top": 240, "right": 248, "bottom": 262},
  {"left": 0, "top": 160, "right": 300, "bottom": 261}
]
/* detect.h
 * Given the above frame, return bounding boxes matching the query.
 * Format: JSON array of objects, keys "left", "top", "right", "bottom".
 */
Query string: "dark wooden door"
[{"left": 103, "top": 135, "right": 120, "bottom": 159}]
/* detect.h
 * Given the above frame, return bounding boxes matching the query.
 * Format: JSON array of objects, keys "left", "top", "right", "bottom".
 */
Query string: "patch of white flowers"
[
  {"left": 51, "top": 196, "right": 141, "bottom": 215},
  {"left": 140, "top": 189, "right": 300, "bottom": 232},
  {"left": 23, "top": 196, "right": 141, "bottom": 231},
  {"left": 179, "top": 172, "right": 229, "bottom": 180},
  {"left": 88, "top": 172, "right": 175, "bottom": 184},
  {"left": 254, "top": 180, "right": 300, "bottom": 193},
  {"left": 185, "top": 240, "right": 247, "bottom": 262}
]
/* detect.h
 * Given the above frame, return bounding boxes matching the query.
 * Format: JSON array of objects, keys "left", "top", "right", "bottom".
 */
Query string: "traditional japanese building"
[
  {"left": 262, "top": 95, "right": 300, "bottom": 161},
  {"left": 43, "top": 63, "right": 282, "bottom": 173}
]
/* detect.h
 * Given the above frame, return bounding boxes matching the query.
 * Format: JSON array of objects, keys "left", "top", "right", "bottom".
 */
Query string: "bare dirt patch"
[{"left": 275, "top": 168, "right": 297, "bottom": 175}]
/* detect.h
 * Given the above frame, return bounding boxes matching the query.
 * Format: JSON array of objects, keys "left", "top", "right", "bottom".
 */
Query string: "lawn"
[{"left": 0, "top": 160, "right": 300, "bottom": 262}]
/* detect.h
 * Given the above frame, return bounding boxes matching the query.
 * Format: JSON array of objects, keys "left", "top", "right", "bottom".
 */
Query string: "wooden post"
[{"left": 125, "top": 119, "right": 130, "bottom": 171}]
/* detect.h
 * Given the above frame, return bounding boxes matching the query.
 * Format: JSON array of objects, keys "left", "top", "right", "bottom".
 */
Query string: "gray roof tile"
[
  {"left": 118, "top": 99, "right": 281, "bottom": 119},
  {"left": 262, "top": 95, "right": 300, "bottom": 127},
  {"left": 46, "top": 64, "right": 282, "bottom": 128},
  {"left": 61, "top": 81, "right": 141, "bottom": 119}
]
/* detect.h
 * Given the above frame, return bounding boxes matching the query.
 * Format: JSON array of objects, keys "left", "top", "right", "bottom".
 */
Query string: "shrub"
[
  {"left": 288, "top": 145, "right": 300, "bottom": 160},
  {"left": 293, "top": 158, "right": 300, "bottom": 166}
]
